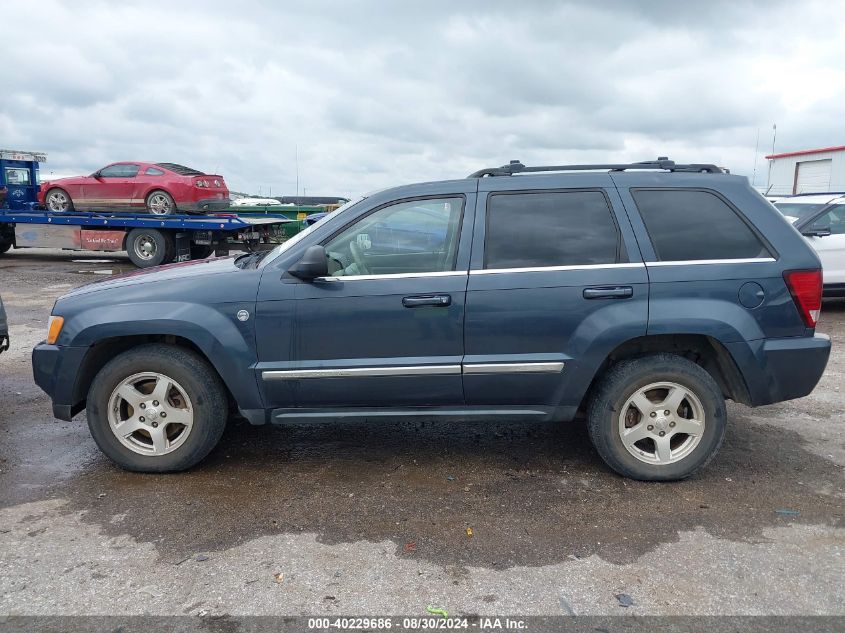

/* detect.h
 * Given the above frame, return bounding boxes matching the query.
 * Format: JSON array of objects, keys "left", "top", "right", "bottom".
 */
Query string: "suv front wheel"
[
  {"left": 86, "top": 344, "right": 228, "bottom": 472},
  {"left": 587, "top": 354, "right": 727, "bottom": 481}
]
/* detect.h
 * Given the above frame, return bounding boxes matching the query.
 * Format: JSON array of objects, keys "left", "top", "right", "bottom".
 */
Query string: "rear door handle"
[
  {"left": 402, "top": 294, "right": 451, "bottom": 308},
  {"left": 583, "top": 286, "right": 634, "bottom": 299}
]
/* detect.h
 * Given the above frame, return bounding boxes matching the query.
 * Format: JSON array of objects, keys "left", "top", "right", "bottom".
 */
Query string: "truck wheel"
[
  {"left": 587, "top": 354, "right": 726, "bottom": 481},
  {"left": 126, "top": 228, "right": 174, "bottom": 267},
  {"left": 45, "top": 188, "right": 74, "bottom": 212},
  {"left": 0, "top": 242, "right": 11, "bottom": 254},
  {"left": 86, "top": 344, "right": 228, "bottom": 472},
  {"left": 146, "top": 190, "right": 176, "bottom": 215}
]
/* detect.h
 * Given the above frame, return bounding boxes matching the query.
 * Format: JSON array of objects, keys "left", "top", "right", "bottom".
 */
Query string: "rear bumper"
[
  {"left": 182, "top": 197, "right": 230, "bottom": 213},
  {"left": 728, "top": 334, "right": 831, "bottom": 406},
  {"left": 32, "top": 342, "right": 88, "bottom": 421}
]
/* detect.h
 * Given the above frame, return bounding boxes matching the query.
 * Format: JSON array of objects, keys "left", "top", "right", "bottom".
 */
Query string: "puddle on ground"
[
  {"left": 1, "top": 406, "right": 842, "bottom": 570},
  {"left": 75, "top": 269, "right": 114, "bottom": 275}
]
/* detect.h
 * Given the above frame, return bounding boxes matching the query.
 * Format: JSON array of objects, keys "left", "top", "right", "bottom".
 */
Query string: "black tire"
[
  {"left": 0, "top": 241, "right": 11, "bottom": 254},
  {"left": 190, "top": 244, "right": 214, "bottom": 260},
  {"left": 125, "top": 228, "right": 175, "bottom": 267},
  {"left": 146, "top": 190, "right": 176, "bottom": 215},
  {"left": 86, "top": 344, "right": 228, "bottom": 472},
  {"left": 45, "top": 188, "right": 74, "bottom": 212},
  {"left": 587, "top": 353, "right": 727, "bottom": 481}
]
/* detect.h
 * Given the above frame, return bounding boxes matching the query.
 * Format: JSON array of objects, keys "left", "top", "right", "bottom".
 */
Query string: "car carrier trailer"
[{"left": 0, "top": 209, "right": 293, "bottom": 268}]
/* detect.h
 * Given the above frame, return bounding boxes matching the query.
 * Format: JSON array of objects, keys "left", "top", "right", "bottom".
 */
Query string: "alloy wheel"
[
  {"left": 107, "top": 372, "right": 194, "bottom": 456},
  {"left": 617, "top": 381, "right": 706, "bottom": 465}
]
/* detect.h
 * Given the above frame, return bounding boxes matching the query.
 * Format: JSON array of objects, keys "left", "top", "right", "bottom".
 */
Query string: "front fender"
[{"left": 66, "top": 301, "right": 261, "bottom": 410}]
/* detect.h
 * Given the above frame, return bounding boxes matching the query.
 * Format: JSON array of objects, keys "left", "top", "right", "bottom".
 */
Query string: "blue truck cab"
[
  {"left": 32, "top": 158, "right": 831, "bottom": 480},
  {"left": 0, "top": 149, "right": 45, "bottom": 211}
]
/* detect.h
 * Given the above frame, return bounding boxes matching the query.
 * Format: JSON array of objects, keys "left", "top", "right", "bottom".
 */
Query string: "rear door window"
[
  {"left": 632, "top": 189, "right": 771, "bottom": 261},
  {"left": 484, "top": 190, "right": 622, "bottom": 269}
]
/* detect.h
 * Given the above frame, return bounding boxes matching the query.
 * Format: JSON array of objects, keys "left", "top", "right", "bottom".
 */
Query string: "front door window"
[{"left": 323, "top": 197, "right": 463, "bottom": 276}]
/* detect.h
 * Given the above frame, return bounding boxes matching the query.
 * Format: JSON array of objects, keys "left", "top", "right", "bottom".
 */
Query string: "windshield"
[
  {"left": 773, "top": 202, "right": 829, "bottom": 222},
  {"left": 258, "top": 197, "right": 366, "bottom": 268}
]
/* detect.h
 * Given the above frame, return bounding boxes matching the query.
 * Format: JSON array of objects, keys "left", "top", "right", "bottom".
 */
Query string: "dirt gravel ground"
[{"left": 0, "top": 248, "right": 843, "bottom": 617}]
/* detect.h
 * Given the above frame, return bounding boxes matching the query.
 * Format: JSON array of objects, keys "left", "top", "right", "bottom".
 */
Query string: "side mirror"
[
  {"left": 92, "top": 171, "right": 102, "bottom": 179},
  {"left": 289, "top": 245, "right": 329, "bottom": 281},
  {"left": 802, "top": 226, "right": 832, "bottom": 238}
]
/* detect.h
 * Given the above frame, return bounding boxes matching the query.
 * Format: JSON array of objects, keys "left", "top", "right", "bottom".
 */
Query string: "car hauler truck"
[{"left": 0, "top": 151, "right": 292, "bottom": 268}]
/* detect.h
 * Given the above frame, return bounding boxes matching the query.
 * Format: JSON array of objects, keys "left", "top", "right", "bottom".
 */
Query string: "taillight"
[
  {"left": 783, "top": 269, "right": 823, "bottom": 328},
  {"left": 196, "top": 179, "right": 207, "bottom": 188}
]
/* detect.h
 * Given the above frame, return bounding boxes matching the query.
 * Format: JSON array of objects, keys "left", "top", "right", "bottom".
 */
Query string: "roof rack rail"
[{"left": 468, "top": 157, "right": 724, "bottom": 178}]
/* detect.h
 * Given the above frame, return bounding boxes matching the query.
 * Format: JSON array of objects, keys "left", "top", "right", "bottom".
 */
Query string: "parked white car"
[{"left": 774, "top": 193, "right": 845, "bottom": 296}]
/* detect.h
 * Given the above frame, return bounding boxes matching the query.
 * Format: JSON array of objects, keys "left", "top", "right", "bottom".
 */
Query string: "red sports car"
[{"left": 38, "top": 162, "right": 230, "bottom": 215}]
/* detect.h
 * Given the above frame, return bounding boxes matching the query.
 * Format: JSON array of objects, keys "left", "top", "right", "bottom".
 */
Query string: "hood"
[
  {"left": 61, "top": 255, "right": 244, "bottom": 299},
  {"left": 41, "top": 175, "right": 86, "bottom": 187}
]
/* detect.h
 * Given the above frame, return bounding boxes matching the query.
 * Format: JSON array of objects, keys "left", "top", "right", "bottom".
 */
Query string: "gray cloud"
[{"left": 1, "top": 0, "right": 843, "bottom": 195}]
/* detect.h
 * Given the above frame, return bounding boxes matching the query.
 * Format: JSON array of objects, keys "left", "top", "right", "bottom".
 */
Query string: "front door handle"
[
  {"left": 583, "top": 286, "right": 634, "bottom": 300},
  {"left": 402, "top": 294, "right": 451, "bottom": 308}
]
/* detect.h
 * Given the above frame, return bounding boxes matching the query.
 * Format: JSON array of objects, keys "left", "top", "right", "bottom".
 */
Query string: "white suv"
[{"left": 774, "top": 193, "right": 845, "bottom": 297}]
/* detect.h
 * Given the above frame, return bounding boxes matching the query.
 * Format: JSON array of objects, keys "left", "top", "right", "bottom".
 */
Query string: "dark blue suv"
[{"left": 32, "top": 159, "right": 831, "bottom": 480}]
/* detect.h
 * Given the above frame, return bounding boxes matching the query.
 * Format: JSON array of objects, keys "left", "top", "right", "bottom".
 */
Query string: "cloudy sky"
[{"left": 2, "top": 0, "right": 844, "bottom": 197}]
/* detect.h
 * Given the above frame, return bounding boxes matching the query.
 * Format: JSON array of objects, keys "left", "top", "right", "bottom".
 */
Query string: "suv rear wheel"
[
  {"left": 587, "top": 354, "right": 726, "bottom": 481},
  {"left": 86, "top": 344, "right": 228, "bottom": 472}
]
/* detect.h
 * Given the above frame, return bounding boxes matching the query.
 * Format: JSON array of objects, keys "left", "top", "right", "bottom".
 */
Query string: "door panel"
[
  {"left": 290, "top": 274, "right": 467, "bottom": 406},
  {"left": 81, "top": 164, "right": 139, "bottom": 208},
  {"left": 463, "top": 177, "right": 649, "bottom": 410},
  {"left": 464, "top": 266, "right": 648, "bottom": 406},
  {"left": 255, "top": 188, "right": 476, "bottom": 411}
]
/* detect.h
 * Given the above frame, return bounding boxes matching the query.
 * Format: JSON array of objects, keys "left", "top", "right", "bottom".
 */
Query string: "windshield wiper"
[{"left": 235, "top": 250, "right": 269, "bottom": 269}]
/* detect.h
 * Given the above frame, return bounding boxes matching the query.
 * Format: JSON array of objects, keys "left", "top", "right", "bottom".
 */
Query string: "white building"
[{"left": 765, "top": 145, "right": 845, "bottom": 195}]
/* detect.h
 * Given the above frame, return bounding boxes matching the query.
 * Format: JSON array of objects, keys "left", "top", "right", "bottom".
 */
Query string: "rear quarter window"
[{"left": 631, "top": 189, "right": 771, "bottom": 261}]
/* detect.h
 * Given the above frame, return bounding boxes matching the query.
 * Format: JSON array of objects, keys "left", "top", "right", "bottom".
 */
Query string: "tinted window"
[
  {"left": 632, "top": 189, "right": 770, "bottom": 261},
  {"left": 324, "top": 197, "right": 463, "bottom": 276},
  {"left": 145, "top": 167, "right": 165, "bottom": 176},
  {"left": 99, "top": 164, "right": 140, "bottom": 178},
  {"left": 484, "top": 191, "right": 620, "bottom": 269}
]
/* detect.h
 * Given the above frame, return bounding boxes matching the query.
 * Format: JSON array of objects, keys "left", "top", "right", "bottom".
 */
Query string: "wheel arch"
[
  {"left": 144, "top": 188, "right": 177, "bottom": 210},
  {"left": 71, "top": 334, "right": 236, "bottom": 413},
  {"left": 577, "top": 333, "right": 752, "bottom": 414},
  {"left": 66, "top": 304, "right": 261, "bottom": 415}
]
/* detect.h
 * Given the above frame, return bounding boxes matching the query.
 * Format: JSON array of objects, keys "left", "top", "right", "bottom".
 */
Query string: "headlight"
[{"left": 47, "top": 315, "right": 64, "bottom": 344}]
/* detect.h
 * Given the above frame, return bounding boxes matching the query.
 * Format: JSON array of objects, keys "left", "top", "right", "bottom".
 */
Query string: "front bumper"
[
  {"left": 729, "top": 334, "right": 831, "bottom": 406},
  {"left": 32, "top": 342, "right": 88, "bottom": 421},
  {"left": 182, "top": 197, "right": 231, "bottom": 213}
]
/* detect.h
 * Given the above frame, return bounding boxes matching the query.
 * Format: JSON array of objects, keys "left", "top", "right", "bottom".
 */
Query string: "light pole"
[{"left": 766, "top": 123, "right": 777, "bottom": 193}]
